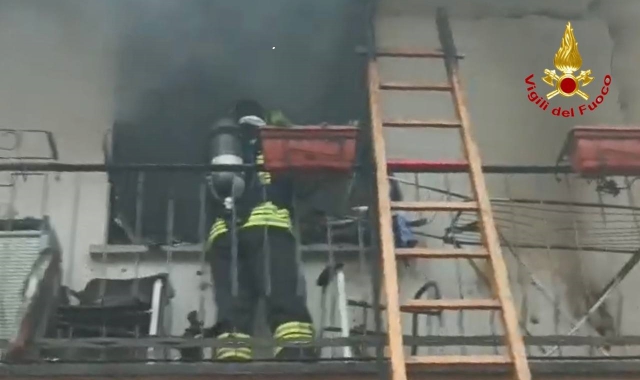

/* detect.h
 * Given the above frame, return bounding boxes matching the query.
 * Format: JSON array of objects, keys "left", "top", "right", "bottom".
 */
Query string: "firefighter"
[{"left": 206, "top": 100, "right": 315, "bottom": 361}]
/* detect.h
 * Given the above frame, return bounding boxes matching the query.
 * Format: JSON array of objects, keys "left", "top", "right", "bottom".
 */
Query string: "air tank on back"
[{"left": 208, "top": 117, "right": 245, "bottom": 206}]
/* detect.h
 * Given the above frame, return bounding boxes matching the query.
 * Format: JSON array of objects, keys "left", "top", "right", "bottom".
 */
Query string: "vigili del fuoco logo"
[{"left": 525, "top": 22, "right": 611, "bottom": 117}]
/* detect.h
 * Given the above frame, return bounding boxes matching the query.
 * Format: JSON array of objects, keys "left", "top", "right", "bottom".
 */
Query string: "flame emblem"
[{"left": 541, "top": 22, "right": 594, "bottom": 100}]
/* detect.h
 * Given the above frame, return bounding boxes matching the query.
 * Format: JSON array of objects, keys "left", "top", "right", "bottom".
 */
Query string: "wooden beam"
[
  {"left": 379, "top": 82, "right": 452, "bottom": 91},
  {"left": 391, "top": 201, "right": 478, "bottom": 211},
  {"left": 401, "top": 299, "right": 502, "bottom": 312},
  {"left": 383, "top": 119, "right": 462, "bottom": 128},
  {"left": 368, "top": 61, "right": 407, "bottom": 380},
  {"left": 407, "top": 355, "right": 511, "bottom": 367},
  {"left": 395, "top": 248, "right": 489, "bottom": 259},
  {"left": 375, "top": 48, "right": 465, "bottom": 59}
]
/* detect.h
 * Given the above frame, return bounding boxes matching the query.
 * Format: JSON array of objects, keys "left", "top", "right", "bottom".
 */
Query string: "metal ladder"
[{"left": 366, "top": 8, "right": 531, "bottom": 380}]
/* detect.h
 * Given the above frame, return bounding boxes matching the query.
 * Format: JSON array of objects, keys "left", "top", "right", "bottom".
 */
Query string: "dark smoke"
[
  {"left": 108, "top": 0, "right": 369, "bottom": 243},
  {"left": 115, "top": 0, "right": 367, "bottom": 123}
]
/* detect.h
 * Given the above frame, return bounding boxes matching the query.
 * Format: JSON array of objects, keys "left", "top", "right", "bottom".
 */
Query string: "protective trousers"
[{"left": 209, "top": 225, "right": 314, "bottom": 360}]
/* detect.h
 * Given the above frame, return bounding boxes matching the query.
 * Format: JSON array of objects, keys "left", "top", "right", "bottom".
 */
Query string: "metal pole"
[{"left": 336, "top": 269, "right": 353, "bottom": 358}]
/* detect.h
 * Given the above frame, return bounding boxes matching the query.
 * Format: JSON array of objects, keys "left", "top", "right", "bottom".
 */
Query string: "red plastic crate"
[
  {"left": 259, "top": 126, "right": 358, "bottom": 173},
  {"left": 559, "top": 126, "right": 640, "bottom": 177}
]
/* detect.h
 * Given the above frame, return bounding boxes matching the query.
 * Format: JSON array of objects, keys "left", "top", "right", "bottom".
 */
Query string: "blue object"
[{"left": 392, "top": 214, "right": 417, "bottom": 248}]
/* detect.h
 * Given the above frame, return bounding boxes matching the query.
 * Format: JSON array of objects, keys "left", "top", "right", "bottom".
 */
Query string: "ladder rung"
[
  {"left": 407, "top": 355, "right": 511, "bottom": 366},
  {"left": 401, "top": 299, "right": 502, "bottom": 312},
  {"left": 383, "top": 119, "right": 461, "bottom": 128},
  {"left": 376, "top": 48, "right": 464, "bottom": 59},
  {"left": 391, "top": 201, "right": 478, "bottom": 212},
  {"left": 396, "top": 248, "right": 489, "bottom": 259},
  {"left": 355, "top": 46, "right": 465, "bottom": 59},
  {"left": 379, "top": 82, "right": 452, "bottom": 91}
]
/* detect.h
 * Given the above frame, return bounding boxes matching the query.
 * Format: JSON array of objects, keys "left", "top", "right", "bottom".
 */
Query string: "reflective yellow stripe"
[
  {"left": 215, "top": 332, "right": 253, "bottom": 360},
  {"left": 207, "top": 203, "right": 292, "bottom": 246},
  {"left": 243, "top": 202, "right": 291, "bottom": 230},
  {"left": 243, "top": 220, "right": 290, "bottom": 229},
  {"left": 277, "top": 333, "right": 313, "bottom": 341},
  {"left": 206, "top": 219, "right": 229, "bottom": 249},
  {"left": 217, "top": 349, "right": 252, "bottom": 360},
  {"left": 274, "top": 322, "right": 314, "bottom": 341},
  {"left": 255, "top": 154, "right": 271, "bottom": 184},
  {"left": 209, "top": 220, "right": 228, "bottom": 238},
  {"left": 273, "top": 322, "right": 314, "bottom": 357},
  {"left": 246, "top": 202, "right": 290, "bottom": 218}
]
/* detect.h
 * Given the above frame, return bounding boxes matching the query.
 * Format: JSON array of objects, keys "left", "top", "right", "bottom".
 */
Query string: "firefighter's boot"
[
  {"left": 273, "top": 322, "right": 318, "bottom": 360},
  {"left": 215, "top": 332, "right": 252, "bottom": 361}
]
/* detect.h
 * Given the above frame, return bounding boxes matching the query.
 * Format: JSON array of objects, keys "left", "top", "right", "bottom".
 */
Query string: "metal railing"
[
  {"left": 1, "top": 162, "right": 640, "bottom": 363},
  {"left": 0, "top": 162, "right": 384, "bottom": 363}
]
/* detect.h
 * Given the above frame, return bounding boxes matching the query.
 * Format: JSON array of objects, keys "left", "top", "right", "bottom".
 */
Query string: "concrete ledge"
[{"left": 2, "top": 358, "right": 640, "bottom": 379}]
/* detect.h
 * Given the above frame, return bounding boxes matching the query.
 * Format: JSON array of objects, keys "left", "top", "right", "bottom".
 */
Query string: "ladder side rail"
[
  {"left": 367, "top": 60, "right": 408, "bottom": 380},
  {"left": 363, "top": 0, "right": 388, "bottom": 364},
  {"left": 435, "top": 7, "right": 531, "bottom": 380}
]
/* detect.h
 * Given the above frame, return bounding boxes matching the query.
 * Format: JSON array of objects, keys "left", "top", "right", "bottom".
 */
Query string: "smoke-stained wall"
[{"left": 374, "top": 0, "right": 640, "bottom": 356}]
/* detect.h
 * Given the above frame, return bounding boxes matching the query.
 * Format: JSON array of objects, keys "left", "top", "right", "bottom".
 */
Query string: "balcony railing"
[{"left": 0, "top": 160, "right": 640, "bottom": 372}]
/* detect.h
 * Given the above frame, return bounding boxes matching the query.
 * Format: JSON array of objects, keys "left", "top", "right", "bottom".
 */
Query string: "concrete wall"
[{"left": 0, "top": 1, "right": 114, "bottom": 291}]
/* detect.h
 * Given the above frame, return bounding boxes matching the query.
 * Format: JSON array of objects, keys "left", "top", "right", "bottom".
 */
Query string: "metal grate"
[{"left": 0, "top": 230, "right": 43, "bottom": 351}]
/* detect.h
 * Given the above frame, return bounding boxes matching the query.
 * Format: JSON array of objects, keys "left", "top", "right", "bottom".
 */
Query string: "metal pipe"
[
  {"left": 147, "top": 279, "right": 164, "bottom": 360},
  {"left": 0, "top": 162, "right": 576, "bottom": 174},
  {"left": 336, "top": 269, "right": 353, "bottom": 358},
  {"left": 230, "top": 200, "right": 239, "bottom": 297},
  {"left": 148, "top": 280, "right": 164, "bottom": 335},
  {"left": 132, "top": 172, "right": 145, "bottom": 339},
  {"left": 197, "top": 180, "right": 208, "bottom": 330},
  {"left": 293, "top": 195, "right": 304, "bottom": 297},
  {"left": 164, "top": 184, "right": 175, "bottom": 353},
  {"left": 64, "top": 173, "right": 81, "bottom": 287}
]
